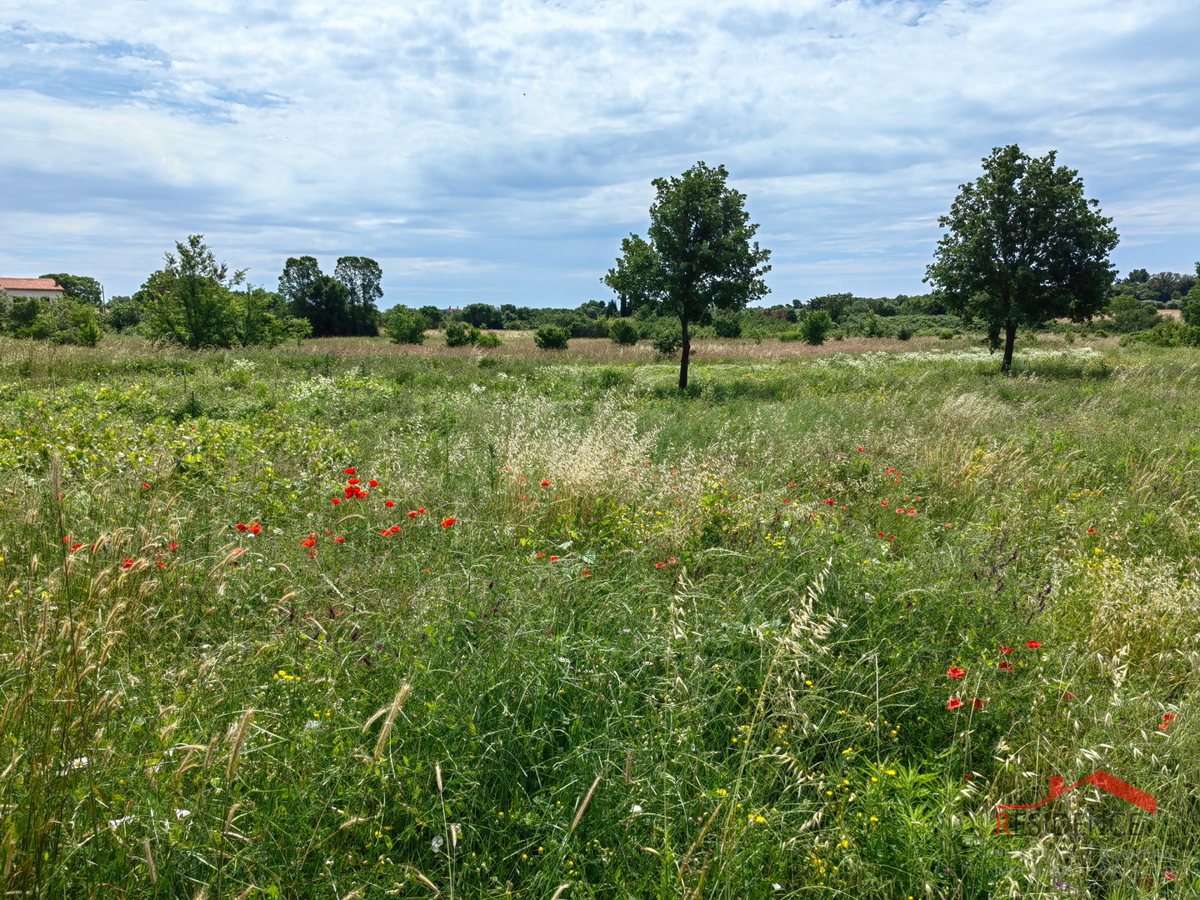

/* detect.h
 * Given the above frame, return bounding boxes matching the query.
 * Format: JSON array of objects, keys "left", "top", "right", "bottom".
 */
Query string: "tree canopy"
[
  {"left": 279, "top": 256, "right": 382, "bottom": 337},
  {"left": 603, "top": 162, "right": 771, "bottom": 389},
  {"left": 40, "top": 273, "right": 104, "bottom": 307},
  {"left": 925, "top": 144, "right": 1119, "bottom": 373}
]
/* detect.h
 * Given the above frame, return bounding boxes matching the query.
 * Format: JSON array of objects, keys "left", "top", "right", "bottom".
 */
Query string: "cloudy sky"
[{"left": 2, "top": 0, "right": 1198, "bottom": 307}]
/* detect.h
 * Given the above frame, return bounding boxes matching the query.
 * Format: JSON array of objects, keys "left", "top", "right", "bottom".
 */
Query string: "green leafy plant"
[
  {"left": 533, "top": 325, "right": 570, "bottom": 350},
  {"left": 800, "top": 310, "right": 833, "bottom": 345},
  {"left": 385, "top": 308, "right": 431, "bottom": 344},
  {"left": 445, "top": 321, "right": 481, "bottom": 347},
  {"left": 608, "top": 318, "right": 640, "bottom": 345}
]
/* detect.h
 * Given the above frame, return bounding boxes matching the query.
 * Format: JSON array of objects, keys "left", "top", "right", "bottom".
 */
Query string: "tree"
[
  {"left": 800, "top": 311, "right": 833, "bottom": 345},
  {"left": 925, "top": 145, "right": 1119, "bottom": 373},
  {"left": 142, "top": 235, "right": 246, "bottom": 349},
  {"left": 41, "top": 274, "right": 104, "bottom": 307},
  {"left": 334, "top": 257, "right": 383, "bottom": 336},
  {"left": 462, "top": 303, "right": 503, "bottom": 330},
  {"left": 305, "top": 276, "right": 351, "bottom": 338},
  {"left": 384, "top": 307, "right": 431, "bottom": 344},
  {"left": 279, "top": 256, "right": 322, "bottom": 317},
  {"left": 603, "top": 162, "right": 771, "bottom": 389}
]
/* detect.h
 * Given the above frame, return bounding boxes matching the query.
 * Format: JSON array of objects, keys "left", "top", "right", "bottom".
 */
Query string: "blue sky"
[{"left": 2, "top": 0, "right": 1198, "bottom": 308}]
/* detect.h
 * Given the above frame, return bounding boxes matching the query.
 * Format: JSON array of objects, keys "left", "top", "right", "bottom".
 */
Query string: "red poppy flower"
[
  {"left": 857, "top": 447, "right": 864, "bottom": 452},
  {"left": 880, "top": 500, "right": 888, "bottom": 506},
  {"left": 541, "top": 479, "right": 550, "bottom": 487},
  {"left": 877, "top": 531, "right": 885, "bottom": 537},
  {"left": 536, "top": 552, "right": 544, "bottom": 558},
  {"left": 999, "top": 661, "right": 1014, "bottom": 671},
  {"left": 999, "top": 645, "right": 1013, "bottom": 654},
  {"left": 168, "top": 542, "right": 179, "bottom": 551},
  {"left": 441, "top": 517, "right": 456, "bottom": 528},
  {"left": 668, "top": 557, "right": 677, "bottom": 564},
  {"left": 418, "top": 507, "right": 426, "bottom": 514},
  {"left": 368, "top": 480, "right": 379, "bottom": 487},
  {"left": 971, "top": 698, "right": 987, "bottom": 710},
  {"left": 120, "top": 558, "right": 135, "bottom": 570},
  {"left": 1165, "top": 873, "right": 1176, "bottom": 882},
  {"left": 946, "top": 697, "right": 964, "bottom": 711},
  {"left": 887, "top": 535, "right": 895, "bottom": 541},
  {"left": 345, "top": 468, "right": 356, "bottom": 475},
  {"left": 331, "top": 498, "right": 341, "bottom": 504},
  {"left": 655, "top": 562, "right": 665, "bottom": 569},
  {"left": 1063, "top": 692, "right": 1075, "bottom": 700},
  {"left": 1087, "top": 528, "right": 1096, "bottom": 534},
  {"left": 69, "top": 543, "right": 83, "bottom": 552},
  {"left": 549, "top": 556, "right": 560, "bottom": 561},
  {"left": 334, "top": 536, "right": 345, "bottom": 543},
  {"left": 907, "top": 509, "right": 916, "bottom": 515},
  {"left": 301, "top": 537, "right": 316, "bottom": 548},
  {"left": 308, "top": 549, "right": 317, "bottom": 557},
  {"left": 782, "top": 498, "right": 789, "bottom": 503},
  {"left": 896, "top": 508, "right": 905, "bottom": 514},
  {"left": 1025, "top": 641, "right": 1042, "bottom": 649},
  {"left": 947, "top": 666, "right": 967, "bottom": 680},
  {"left": 385, "top": 500, "right": 395, "bottom": 507},
  {"left": 236, "top": 522, "right": 248, "bottom": 532},
  {"left": 407, "top": 510, "right": 419, "bottom": 518},
  {"left": 250, "top": 522, "right": 262, "bottom": 535},
  {"left": 142, "top": 483, "right": 150, "bottom": 489},
  {"left": 348, "top": 478, "right": 361, "bottom": 485},
  {"left": 580, "top": 568, "right": 591, "bottom": 578}
]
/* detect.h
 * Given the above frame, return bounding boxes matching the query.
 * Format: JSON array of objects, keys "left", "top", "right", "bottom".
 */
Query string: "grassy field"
[{"left": 1, "top": 333, "right": 1197, "bottom": 899}]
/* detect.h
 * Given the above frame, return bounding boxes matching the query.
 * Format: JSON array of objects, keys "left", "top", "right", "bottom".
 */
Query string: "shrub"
[
  {"left": 713, "top": 311, "right": 742, "bottom": 338},
  {"left": 609, "top": 318, "right": 640, "bottom": 345},
  {"left": 445, "top": 321, "right": 480, "bottom": 347},
  {"left": 938, "top": 330, "right": 954, "bottom": 340},
  {"left": 533, "top": 325, "right": 570, "bottom": 350},
  {"left": 384, "top": 309, "right": 430, "bottom": 344},
  {"left": 800, "top": 310, "right": 833, "bottom": 345},
  {"left": 1122, "top": 320, "right": 1200, "bottom": 348},
  {"left": 778, "top": 330, "right": 803, "bottom": 343},
  {"left": 476, "top": 331, "right": 503, "bottom": 348},
  {"left": 651, "top": 329, "right": 683, "bottom": 356},
  {"left": 896, "top": 325, "right": 913, "bottom": 341}
]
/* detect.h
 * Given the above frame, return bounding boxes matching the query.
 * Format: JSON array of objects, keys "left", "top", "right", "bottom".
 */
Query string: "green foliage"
[
  {"left": 926, "top": 144, "right": 1119, "bottom": 372},
  {"left": 651, "top": 327, "right": 683, "bottom": 355},
  {"left": 0, "top": 295, "right": 104, "bottom": 345},
  {"left": 1106, "top": 294, "right": 1162, "bottom": 333},
  {"left": 39, "top": 273, "right": 104, "bottom": 306},
  {"left": 463, "top": 303, "right": 504, "bottom": 330},
  {"left": 713, "top": 309, "right": 743, "bottom": 338},
  {"left": 476, "top": 331, "right": 503, "bottom": 348},
  {"left": 1122, "top": 319, "right": 1200, "bottom": 347},
  {"left": 778, "top": 329, "right": 802, "bottom": 342},
  {"left": 604, "top": 161, "right": 771, "bottom": 388},
  {"left": 104, "top": 295, "right": 143, "bottom": 333},
  {"left": 333, "top": 256, "right": 384, "bottom": 336},
  {"left": 383, "top": 307, "right": 431, "bottom": 344},
  {"left": 444, "top": 321, "right": 480, "bottom": 347},
  {"left": 800, "top": 310, "right": 834, "bottom": 345},
  {"left": 3, "top": 340, "right": 1200, "bottom": 898},
  {"left": 608, "top": 317, "right": 640, "bottom": 345},
  {"left": 418, "top": 305, "right": 444, "bottom": 328},
  {"left": 533, "top": 324, "right": 570, "bottom": 350},
  {"left": 896, "top": 324, "right": 913, "bottom": 341},
  {"left": 141, "top": 235, "right": 247, "bottom": 349}
]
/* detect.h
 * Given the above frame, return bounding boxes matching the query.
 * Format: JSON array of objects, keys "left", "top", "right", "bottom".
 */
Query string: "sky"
[{"left": 2, "top": 0, "right": 1198, "bottom": 309}]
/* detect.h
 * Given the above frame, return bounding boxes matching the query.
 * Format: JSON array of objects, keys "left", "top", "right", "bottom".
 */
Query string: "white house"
[{"left": 0, "top": 278, "right": 66, "bottom": 299}]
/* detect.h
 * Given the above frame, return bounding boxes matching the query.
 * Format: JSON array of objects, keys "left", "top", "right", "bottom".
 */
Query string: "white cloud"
[{"left": 1, "top": 0, "right": 1197, "bottom": 303}]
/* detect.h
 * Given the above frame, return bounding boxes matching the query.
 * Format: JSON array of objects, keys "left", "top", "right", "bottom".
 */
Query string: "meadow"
[{"left": 0, "top": 332, "right": 1196, "bottom": 899}]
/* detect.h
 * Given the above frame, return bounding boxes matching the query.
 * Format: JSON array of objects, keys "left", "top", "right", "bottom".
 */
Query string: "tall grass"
[{"left": 0, "top": 336, "right": 1197, "bottom": 897}]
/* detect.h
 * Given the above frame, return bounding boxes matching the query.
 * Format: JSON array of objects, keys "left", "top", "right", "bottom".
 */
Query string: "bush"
[
  {"left": 444, "top": 321, "right": 480, "bottom": 347},
  {"left": 609, "top": 318, "right": 640, "bottom": 345},
  {"left": 476, "top": 331, "right": 503, "bottom": 348},
  {"left": 778, "top": 330, "right": 803, "bottom": 343},
  {"left": 651, "top": 329, "right": 683, "bottom": 356},
  {"left": 533, "top": 325, "right": 570, "bottom": 350},
  {"left": 896, "top": 325, "right": 913, "bottom": 341},
  {"left": 713, "top": 311, "right": 743, "bottom": 338},
  {"left": 800, "top": 310, "right": 833, "bottom": 345},
  {"left": 384, "top": 309, "right": 430, "bottom": 344},
  {"left": 1122, "top": 320, "right": 1200, "bottom": 348},
  {"left": 938, "top": 330, "right": 954, "bottom": 340}
]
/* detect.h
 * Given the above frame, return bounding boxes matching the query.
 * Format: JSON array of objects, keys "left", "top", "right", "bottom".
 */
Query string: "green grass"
[{"left": 1, "top": 336, "right": 1198, "bottom": 899}]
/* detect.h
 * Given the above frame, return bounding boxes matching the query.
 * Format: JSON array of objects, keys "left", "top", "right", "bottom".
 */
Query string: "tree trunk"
[
  {"left": 1001, "top": 321, "right": 1017, "bottom": 374},
  {"left": 679, "top": 317, "right": 691, "bottom": 391}
]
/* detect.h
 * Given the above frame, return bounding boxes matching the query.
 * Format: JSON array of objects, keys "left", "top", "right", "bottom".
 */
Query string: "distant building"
[{"left": 0, "top": 278, "right": 66, "bottom": 300}]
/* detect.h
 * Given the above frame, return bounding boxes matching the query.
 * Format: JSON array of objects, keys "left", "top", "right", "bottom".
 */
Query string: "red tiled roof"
[{"left": 0, "top": 278, "right": 64, "bottom": 291}]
